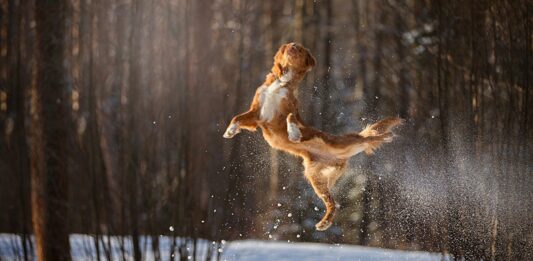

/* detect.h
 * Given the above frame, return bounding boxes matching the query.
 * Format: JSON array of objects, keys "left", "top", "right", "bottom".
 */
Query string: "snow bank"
[
  {"left": 0, "top": 234, "right": 448, "bottom": 260},
  {"left": 224, "top": 240, "right": 446, "bottom": 261}
]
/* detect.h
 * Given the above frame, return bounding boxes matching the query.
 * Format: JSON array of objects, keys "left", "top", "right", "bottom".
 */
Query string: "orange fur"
[{"left": 224, "top": 43, "right": 402, "bottom": 231}]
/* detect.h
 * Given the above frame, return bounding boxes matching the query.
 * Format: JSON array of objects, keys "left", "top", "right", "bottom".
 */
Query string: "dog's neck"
[
  {"left": 264, "top": 66, "right": 306, "bottom": 88},
  {"left": 279, "top": 69, "right": 293, "bottom": 85}
]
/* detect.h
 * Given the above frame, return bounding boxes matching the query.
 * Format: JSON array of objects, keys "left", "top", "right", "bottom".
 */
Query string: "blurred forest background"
[{"left": 0, "top": 0, "right": 532, "bottom": 260}]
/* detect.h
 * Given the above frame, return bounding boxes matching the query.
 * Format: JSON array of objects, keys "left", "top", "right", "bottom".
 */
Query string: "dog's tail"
[{"left": 359, "top": 117, "right": 403, "bottom": 154}]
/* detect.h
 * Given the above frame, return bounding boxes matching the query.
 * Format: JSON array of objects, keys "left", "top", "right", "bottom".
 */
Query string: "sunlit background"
[{"left": 0, "top": 0, "right": 532, "bottom": 260}]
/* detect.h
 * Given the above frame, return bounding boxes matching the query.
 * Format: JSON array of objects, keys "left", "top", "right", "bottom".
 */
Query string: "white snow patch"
[
  {"left": 224, "top": 240, "right": 449, "bottom": 261},
  {"left": 0, "top": 234, "right": 449, "bottom": 261}
]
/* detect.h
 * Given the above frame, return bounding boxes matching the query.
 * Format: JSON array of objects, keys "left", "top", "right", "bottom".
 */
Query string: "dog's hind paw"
[{"left": 315, "top": 220, "right": 332, "bottom": 231}]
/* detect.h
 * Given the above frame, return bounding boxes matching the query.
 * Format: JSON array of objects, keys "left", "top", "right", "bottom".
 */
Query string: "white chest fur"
[{"left": 259, "top": 71, "right": 293, "bottom": 122}]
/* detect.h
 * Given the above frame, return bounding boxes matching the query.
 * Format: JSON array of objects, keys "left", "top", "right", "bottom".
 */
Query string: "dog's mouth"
[
  {"left": 287, "top": 46, "right": 298, "bottom": 55},
  {"left": 280, "top": 43, "right": 312, "bottom": 71},
  {"left": 286, "top": 44, "right": 301, "bottom": 57},
  {"left": 284, "top": 50, "right": 302, "bottom": 67}
]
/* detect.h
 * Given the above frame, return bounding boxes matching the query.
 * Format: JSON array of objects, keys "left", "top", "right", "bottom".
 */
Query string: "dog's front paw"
[
  {"left": 288, "top": 124, "right": 302, "bottom": 142},
  {"left": 287, "top": 118, "right": 302, "bottom": 142},
  {"left": 223, "top": 123, "right": 240, "bottom": 138}
]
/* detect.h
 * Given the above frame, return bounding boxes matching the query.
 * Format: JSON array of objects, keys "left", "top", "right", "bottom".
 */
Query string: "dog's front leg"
[
  {"left": 223, "top": 121, "right": 241, "bottom": 138},
  {"left": 286, "top": 113, "right": 303, "bottom": 142},
  {"left": 223, "top": 110, "right": 258, "bottom": 138}
]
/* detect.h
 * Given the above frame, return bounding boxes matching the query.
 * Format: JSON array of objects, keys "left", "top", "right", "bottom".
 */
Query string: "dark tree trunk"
[
  {"left": 126, "top": 0, "right": 142, "bottom": 259},
  {"left": 30, "top": 0, "right": 71, "bottom": 260},
  {"left": 319, "top": 0, "right": 332, "bottom": 130},
  {"left": 359, "top": 1, "right": 385, "bottom": 246},
  {"left": 359, "top": 177, "right": 373, "bottom": 245},
  {"left": 6, "top": 0, "right": 32, "bottom": 259}
]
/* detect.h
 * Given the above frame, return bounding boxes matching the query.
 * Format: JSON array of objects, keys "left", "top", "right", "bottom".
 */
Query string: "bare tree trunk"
[
  {"left": 294, "top": 0, "right": 304, "bottom": 43},
  {"left": 359, "top": 177, "right": 373, "bottom": 245},
  {"left": 359, "top": 1, "right": 385, "bottom": 246},
  {"left": 80, "top": 0, "right": 105, "bottom": 259},
  {"left": 395, "top": 8, "right": 409, "bottom": 119},
  {"left": 30, "top": 0, "right": 71, "bottom": 259},
  {"left": 353, "top": 0, "right": 369, "bottom": 101},
  {"left": 114, "top": 1, "right": 129, "bottom": 259},
  {"left": 319, "top": 0, "right": 332, "bottom": 130},
  {"left": 224, "top": 0, "right": 246, "bottom": 237},
  {"left": 7, "top": 0, "right": 32, "bottom": 259},
  {"left": 127, "top": 0, "right": 142, "bottom": 259},
  {"left": 436, "top": 2, "right": 461, "bottom": 258}
]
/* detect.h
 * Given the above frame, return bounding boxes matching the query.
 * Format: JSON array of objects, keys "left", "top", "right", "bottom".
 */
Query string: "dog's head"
[{"left": 272, "top": 43, "right": 316, "bottom": 77}]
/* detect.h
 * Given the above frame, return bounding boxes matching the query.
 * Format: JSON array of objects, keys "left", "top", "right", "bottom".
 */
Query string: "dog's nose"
[{"left": 289, "top": 43, "right": 298, "bottom": 51}]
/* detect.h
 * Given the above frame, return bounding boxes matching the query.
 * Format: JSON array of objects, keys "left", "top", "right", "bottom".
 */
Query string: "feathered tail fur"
[{"left": 359, "top": 117, "right": 403, "bottom": 154}]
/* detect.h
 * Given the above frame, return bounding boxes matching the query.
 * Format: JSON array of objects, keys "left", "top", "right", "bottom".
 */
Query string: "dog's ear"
[
  {"left": 272, "top": 63, "right": 282, "bottom": 77},
  {"left": 272, "top": 44, "right": 288, "bottom": 76},
  {"left": 274, "top": 44, "right": 288, "bottom": 64},
  {"left": 306, "top": 51, "right": 316, "bottom": 69}
]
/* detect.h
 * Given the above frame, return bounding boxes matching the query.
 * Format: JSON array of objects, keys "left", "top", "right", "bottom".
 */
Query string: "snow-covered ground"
[
  {"left": 224, "top": 240, "right": 448, "bottom": 261},
  {"left": 0, "top": 234, "right": 448, "bottom": 261}
]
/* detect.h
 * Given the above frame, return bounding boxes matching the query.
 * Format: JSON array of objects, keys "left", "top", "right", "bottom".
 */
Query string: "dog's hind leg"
[
  {"left": 325, "top": 163, "right": 347, "bottom": 190},
  {"left": 303, "top": 160, "right": 342, "bottom": 231}
]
